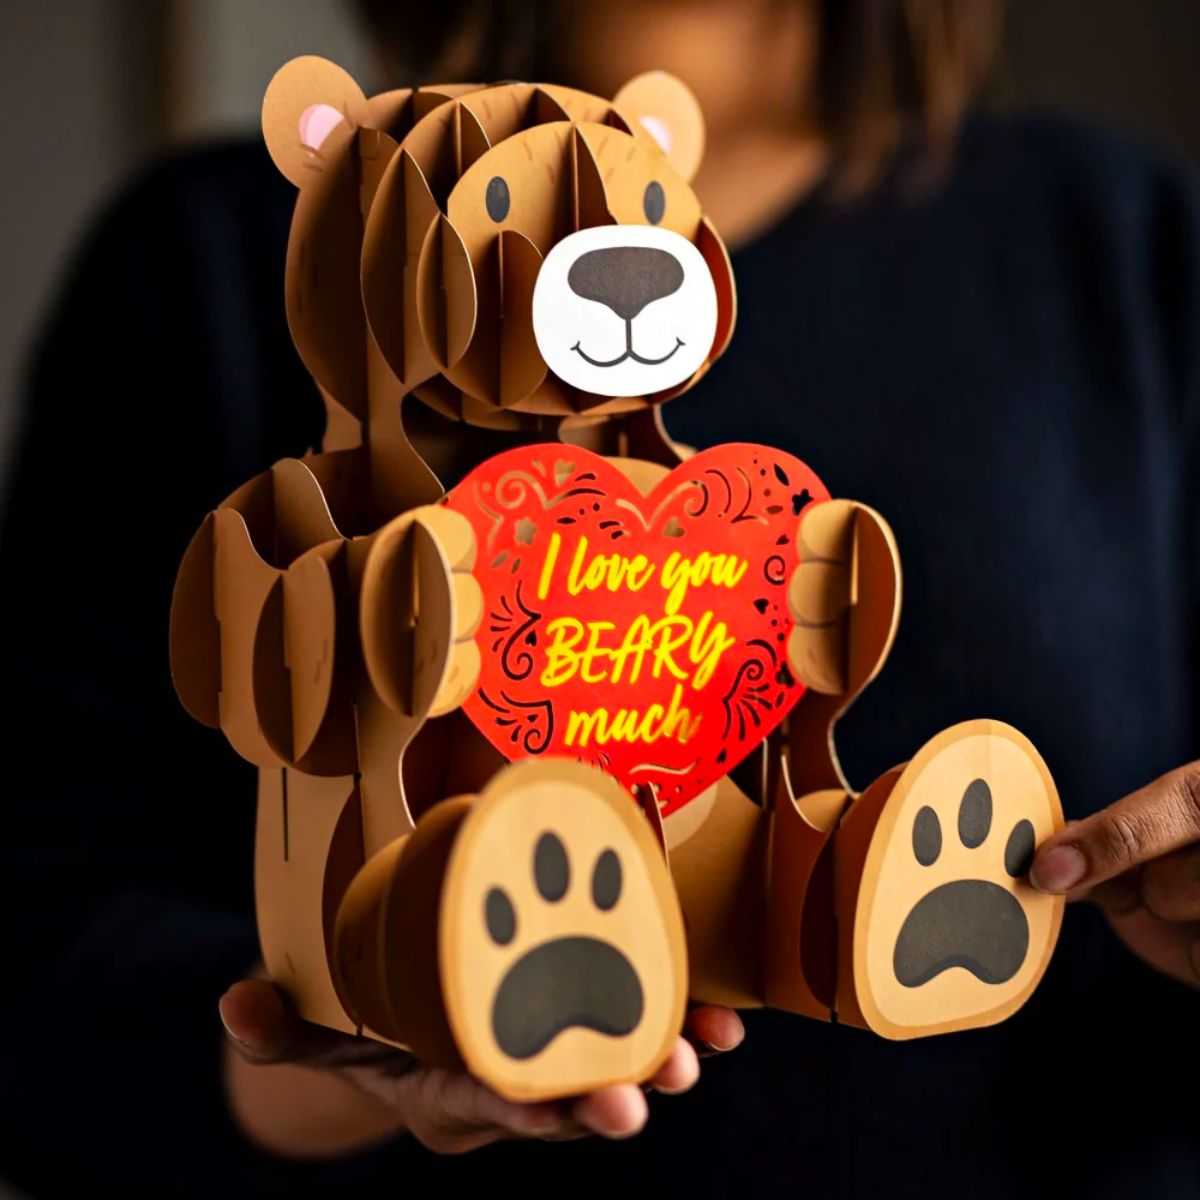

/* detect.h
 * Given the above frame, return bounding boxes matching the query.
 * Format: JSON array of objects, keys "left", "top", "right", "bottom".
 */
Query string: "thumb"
[
  {"left": 219, "top": 978, "right": 403, "bottom": 1069},
  {"left": 1031, "top": 763, "right": 1200, "bottom": 895}
]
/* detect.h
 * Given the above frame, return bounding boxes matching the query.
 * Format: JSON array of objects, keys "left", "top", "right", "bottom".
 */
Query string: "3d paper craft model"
[{"left": 170, "top": 55, "right": 1065, "bottom": 1101}]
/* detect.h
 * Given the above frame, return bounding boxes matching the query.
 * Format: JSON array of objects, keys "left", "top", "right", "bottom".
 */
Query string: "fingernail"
[
  {"left": 1031, "top": 844, "right": 1086, "bottom": 893},
  {"left": 217, "top": 991, "right": 256, "bottom": 1050},
  {"left": 698, "top": 1025, "right": 745, "bottom": 1054}
]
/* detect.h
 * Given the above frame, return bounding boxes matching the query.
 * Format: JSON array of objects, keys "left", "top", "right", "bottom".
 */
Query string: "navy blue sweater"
[{"left": 2, "top": 112, "right": 1198, "bottom": 1198}]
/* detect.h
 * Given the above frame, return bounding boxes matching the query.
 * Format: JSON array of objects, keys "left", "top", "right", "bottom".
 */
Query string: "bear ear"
[
  {"left": 262, "top": 56, "right": 370, "bottom": 187},
  {"left": 613, "top": 71, "right": 706, "bottom": 183}
]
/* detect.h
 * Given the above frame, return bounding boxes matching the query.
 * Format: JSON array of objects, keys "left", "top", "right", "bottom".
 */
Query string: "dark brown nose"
[{"left": 567, "top": 247, "right": 684, "bottom": 321}]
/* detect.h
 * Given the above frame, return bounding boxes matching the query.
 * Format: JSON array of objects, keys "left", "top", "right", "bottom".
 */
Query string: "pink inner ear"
[
  {"left": 298, "top": 103, "right": 344, "bottom": 151},
  {"left": 638, "top": 115, "right": 673, "bottom": 156}
]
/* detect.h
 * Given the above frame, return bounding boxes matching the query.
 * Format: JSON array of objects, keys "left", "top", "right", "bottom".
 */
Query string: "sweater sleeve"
[{"left": 0, "top": 146, "right": 416, "bottom": 1196}]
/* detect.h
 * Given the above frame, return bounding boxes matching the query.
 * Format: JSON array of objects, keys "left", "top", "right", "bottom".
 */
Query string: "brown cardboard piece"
[{"left": 170, "top": 56, "right": 1066, "bottom": 1101}]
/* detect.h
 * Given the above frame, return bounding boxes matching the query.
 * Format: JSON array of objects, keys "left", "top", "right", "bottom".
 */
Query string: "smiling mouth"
[{"left": 571, "top": 321, "right": 684, "bottom": 368}]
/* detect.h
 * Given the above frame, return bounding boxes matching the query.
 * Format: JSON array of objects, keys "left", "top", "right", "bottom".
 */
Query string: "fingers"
[
  {"left": 1140, "top": 845, "right": 1200, "bottom": 922},
  {"left": 391, "top": 1070, "right": 652, "bottom": 1152},
  {"left": 571, "top": 1085, "right": 649, "bottom": 1139},
  {"left": 218, "top": 979, "right": 412, "bottom": 1071},
  {"left": 684, "top": 1004, "right": 745, "bottom": 1057},
  {"left": 220, "top": 982, "right": 715, "bottom": 1155},
  {"left": 391, "top": 1068, "right": 565, "bottom": 1154},
  {"left": 1031, "top": 762, "right": 1200, "bottom": 895},
  {"left": 648, "top": 1037, "right": 700, "bottom": 1095}
]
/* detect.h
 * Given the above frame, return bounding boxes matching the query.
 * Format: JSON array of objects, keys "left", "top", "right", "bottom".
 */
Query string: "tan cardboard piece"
[{"left": 170, "top": 56, "right": 1064, "bottom": 1102}]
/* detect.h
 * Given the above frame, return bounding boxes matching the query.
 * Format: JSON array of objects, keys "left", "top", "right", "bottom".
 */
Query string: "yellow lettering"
[
  {"left": 542, "top": 618, "right": 584, "bottom": 686},
  {"left": 562, "top": 685, "right": 701, "bottom": 749},
  {"left": 536, "top": 531, "right": 562, "bottom": 601}
]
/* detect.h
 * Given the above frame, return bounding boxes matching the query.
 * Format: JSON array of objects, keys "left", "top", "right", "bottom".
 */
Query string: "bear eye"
[
  {"left": 486, "top": 176, "right": 510, "bottom": 222},
  {"left": 643, "top": 180, "right": 665, "bottom": 225}
]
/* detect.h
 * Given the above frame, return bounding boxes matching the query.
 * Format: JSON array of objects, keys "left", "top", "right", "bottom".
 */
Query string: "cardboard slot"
[
  {"left": 359, "top": 507, "right": 459, "bottom": 719},
  {"left": 416, "top": 213, "right": 477, "bottom": 373},
  {"left": 572, "top": 125, "right": 614, "bottom": 232}
]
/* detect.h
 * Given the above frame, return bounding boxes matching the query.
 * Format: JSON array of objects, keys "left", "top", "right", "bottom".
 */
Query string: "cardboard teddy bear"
[{"left": 170, "top": 56, "right": 1064, "bottom": 1102}]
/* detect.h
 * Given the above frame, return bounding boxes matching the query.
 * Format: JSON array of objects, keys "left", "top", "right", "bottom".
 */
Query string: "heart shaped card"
[{"left": 444, "top": 443, "right": 829, "bottom": 816}]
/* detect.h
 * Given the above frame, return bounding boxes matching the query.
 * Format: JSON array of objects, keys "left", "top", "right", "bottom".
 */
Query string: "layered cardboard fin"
[
  {"left": 318, "top": 386, "right": 363, "bottom": 452},
  {"left": 359, "top": 507, "right": 462, "bottom": 719},
  {"left": 666, "top": 776, "right": 767, "bottom": 1008},
  {"left": 170, "top": 513, "right": 220, "bottom": 728},
  {"left": 282, "top": 122, "right": 374, "bottom": 420},
  {"left": 265, "top": 458, "right": 343, "bottom": 562},
  {"left": 414, "top": 83, "right": 486, "bottom": 120},
  {"left": 334, "top": 795, "right": 471, "bottom": 1057},
  {"left": 572, "top": 125, "right": 614, "bottom": 231},
  {"left": 498, "top": 229, "right": 547, "bottom": 407},
  {"left": 255, "top": 768, "right": 361, "bottom": 1033},
  {"left": 455, "top": 103, "right": 491, "bottom": 175},
  {"left": 416, "top": 213, "right": 478, "bottom": 372},
  {"left": 280, "top": 544, "right": 341, "bottom": 762},
  {"left": 362, "top": 149, "right": 440, "bottom": 391},
  {"left": 784, "top": 499, "right": 902, "bottom": 795},
  {"left": 764, "top": 772, "right": 849, "bottom": 1020},
  {"left": 212, "top": 508, "right": 285, "bottom": 767},
  {"left": 170, "top": 458, "right": 346, "bottom": 769},
  {"left": 365, "top": 386, "right": 446, "bottom": 519},
  {"left": 364, "top": 86, "right": 416, "bottom": 136},
  {"left": 697, "top": 215, "right": 738, "bottom": 364},
  {"left": 252, "top": 540, "right": 361, "bottom": 776},
  {"left": 649, "top": 216, "right": 737, "bottom": 404},
  {"left": 355, "top": 693, "right": 422, "bottom": 854}
]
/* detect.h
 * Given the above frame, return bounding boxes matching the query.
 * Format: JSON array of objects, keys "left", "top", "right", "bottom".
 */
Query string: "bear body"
[{"left": 170, "top": 57, "right": 1064, "bottom": 1100}]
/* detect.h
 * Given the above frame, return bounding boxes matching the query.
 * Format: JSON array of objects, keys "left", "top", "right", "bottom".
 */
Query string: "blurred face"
[{"left": 561, "top": 0, "right": 818, "bottom": 138}]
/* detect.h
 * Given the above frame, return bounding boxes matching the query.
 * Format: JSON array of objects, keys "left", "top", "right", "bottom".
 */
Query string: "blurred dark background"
[
  {"left": 0, "top": 0, "right": 1197, "bottom": 499},
  {"left": 0, "top": 3, "right": 1196, "bottom": 1196}
]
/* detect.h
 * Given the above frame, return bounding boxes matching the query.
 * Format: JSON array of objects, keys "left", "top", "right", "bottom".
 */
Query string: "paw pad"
[
  {"left": 440, "top": 760, "right": 686, "bottom": 1099},
  {"left": 485, "top": 836, "right": 644, "bottom": 1061},
  {"left": 894, "top": 779, "right": 1034, "bottom": 988},
  {"left": 843, "top": 721, "right": 1064, "bottom": 1038}
]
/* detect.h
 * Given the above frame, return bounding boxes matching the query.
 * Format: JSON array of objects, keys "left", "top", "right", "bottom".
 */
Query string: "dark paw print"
[
  {"left": 894, "top": 779, "right": 1035, "bottom": 989},
  {"left": 486, "top": 832, "right": 644, "bottom": 1060}
]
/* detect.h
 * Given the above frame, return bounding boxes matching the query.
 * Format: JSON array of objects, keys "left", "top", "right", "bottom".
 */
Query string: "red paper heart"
[{"left": 445, "top": 443, "right": 829, "bottom": 816}]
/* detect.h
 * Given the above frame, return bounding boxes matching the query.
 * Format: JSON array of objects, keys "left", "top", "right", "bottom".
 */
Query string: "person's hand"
[
  {"left": 1031, "top": 761, "right": 1200, "bottom": 987},
  {"left": 219, "top": 978, "right": 744, "bottom": 1155}
]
